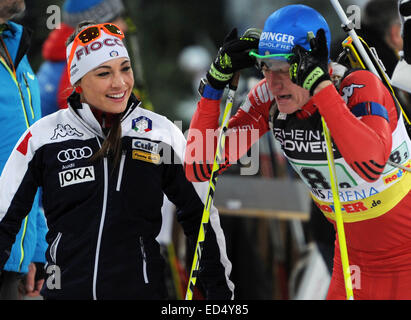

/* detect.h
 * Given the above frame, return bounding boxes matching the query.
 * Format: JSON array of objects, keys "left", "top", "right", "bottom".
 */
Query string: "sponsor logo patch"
[
  {"left": 59, "top": 166, "right": 95, "bottom": 187},
  {"left": 132, "top": 139, "right": 159, "bottom": 153},
  {"left": 57, "top": 147, "right": 93, "bottom": 162},
  {"left": 260, "top": 32, "right": 295, "bottom": 45},
  {"left": 132, "top": 150, "right": 160, "bottom": 164},
  {"left": 383, "top": 162, "right": 411, "bottom": 185},
  {"left": 75, "top": 38, "right": 124, "bottom": 62},
  {"left": 132, "top": 116, "right": 152, "bottom": 133}
]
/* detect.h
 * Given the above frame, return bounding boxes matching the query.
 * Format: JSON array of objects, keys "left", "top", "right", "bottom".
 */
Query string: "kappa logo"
[
  {"left": 341, "top": 83, "right": 365, "bottom": 103},
  {"left": 132, "top": 116, "right": 152, "bottom": 133},
  {"left": 59, "top": 166, "right": 95, "bottom": 187},
  {"left": 132, "top": 139, "right": 159, "bottom": 153},
  {"left": 51, "top": 124, "right": 83, "bottom": 140}
]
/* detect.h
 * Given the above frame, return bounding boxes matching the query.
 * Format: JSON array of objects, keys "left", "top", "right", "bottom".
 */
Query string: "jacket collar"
[
  {"left": 67, "top": 92, "right": 141, "bottom": 137},
  {"left": 1, "top": 21, "right": 32, "bottom": 68}
]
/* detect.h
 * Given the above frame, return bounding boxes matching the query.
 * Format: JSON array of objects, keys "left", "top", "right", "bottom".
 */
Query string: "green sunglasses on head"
[
  {"left": 249, "top": 50, "right": 294, "bottom": 60},
  {"left": 249, "top": 50, "right": 294, "bottom": 71}
]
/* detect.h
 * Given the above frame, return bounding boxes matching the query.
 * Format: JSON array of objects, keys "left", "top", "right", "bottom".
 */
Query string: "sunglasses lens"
[
  {"left": 78, "top": 27, "right": 100, "bottom": 44},
  {"left": 258, "top": 58, "right": 290, "bottom": 72},
  {"left": 104, "top": 24, "right": 123, "bottom": 36}
]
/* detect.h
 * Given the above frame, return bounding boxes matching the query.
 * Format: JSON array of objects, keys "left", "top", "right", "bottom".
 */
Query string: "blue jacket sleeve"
[{"left": 32, "top": 195, "right": 48, "bottom": 264}]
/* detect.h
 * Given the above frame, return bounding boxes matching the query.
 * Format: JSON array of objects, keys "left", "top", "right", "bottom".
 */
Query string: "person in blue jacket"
[{"left": 0, "top": 0, "right": 48, "bottom": 299}]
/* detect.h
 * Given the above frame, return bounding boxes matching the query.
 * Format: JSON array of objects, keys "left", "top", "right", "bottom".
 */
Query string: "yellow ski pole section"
[
  {"left": 185, "top": 74, "right": 240, "bottom": 300},
  {"left": 321, "top": 118, "right": 354, "bottom": 300}
]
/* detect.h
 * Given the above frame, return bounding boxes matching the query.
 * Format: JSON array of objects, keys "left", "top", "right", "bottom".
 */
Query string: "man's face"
[
  {"left": 0, "top": 0, "right": 25, "bottom": 22},
  {"left": 262, "top": 63, "right": 310, "bottom": 114}
]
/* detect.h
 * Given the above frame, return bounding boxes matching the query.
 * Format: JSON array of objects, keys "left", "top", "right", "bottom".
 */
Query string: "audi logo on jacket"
[{"left": 0, "top": 93, "right": 234, "bottom": 300}]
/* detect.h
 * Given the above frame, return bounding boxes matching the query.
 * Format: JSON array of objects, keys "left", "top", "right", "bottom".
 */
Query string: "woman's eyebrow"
[
  {"left": 93, "top": 60, "right": 130, "bottom": 71},
  {"left": 94, "top": 65, "right": 111, "bottom": 71}
]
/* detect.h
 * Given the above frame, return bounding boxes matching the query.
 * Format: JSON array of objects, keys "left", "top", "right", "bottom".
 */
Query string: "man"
[
  {"left": 185, "top": 4, "right": 411, "bottom": 299},
  {"left": 0, "top": 0, "right": 47, "bottom": 299}
]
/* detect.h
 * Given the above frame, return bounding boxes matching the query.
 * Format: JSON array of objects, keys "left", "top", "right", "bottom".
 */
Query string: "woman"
[{"left": 0, "top": 22, "right": 234, "bottom": 300}]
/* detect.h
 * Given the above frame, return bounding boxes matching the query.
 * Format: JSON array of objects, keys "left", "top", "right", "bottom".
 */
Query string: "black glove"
[
  {"left": 207, "top": 28, "right": 259, "bottom": 89},
  {"left": 400, "top": 0, "right": 411, "bottom": 64},
  {"left": 289, "top": 28, "right": 330, "bottom": 96}
]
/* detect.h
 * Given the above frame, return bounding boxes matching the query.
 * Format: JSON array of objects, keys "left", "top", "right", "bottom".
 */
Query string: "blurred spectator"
[
  {"left": 359, "top": 0, "right": 403, "bottom": 78},
  {"left": 0, "top": 0, "right": 48, "bottom": 299},
  {"left": 359, "top": 0, "right": 411, "bottom": 130},
  {"left": 36, "top": 0, "right": 127, "bottom": 116}
]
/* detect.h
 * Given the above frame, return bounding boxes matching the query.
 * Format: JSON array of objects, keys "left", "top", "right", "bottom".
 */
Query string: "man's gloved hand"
[
  {"left": 289, "top": 28, "right": 330, "bottom": 96},
  {"left": 399, "top": 0, "right": 411, "bottom": 64},
  {"left": 206, "top": 28, "right": 258, "bottom": 89}
]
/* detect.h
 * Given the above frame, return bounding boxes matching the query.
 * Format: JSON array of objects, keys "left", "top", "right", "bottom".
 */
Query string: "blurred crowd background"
[{"left": 15, "top": 0, "right": 366, "bottom": 131}]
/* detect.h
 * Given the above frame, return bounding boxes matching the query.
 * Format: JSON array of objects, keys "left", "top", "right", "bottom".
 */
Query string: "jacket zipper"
[
  {"left": 1, "top": 57, "right": 32, "bottom": 271},
  {"left": 17, "top": 217, "right": 29, "bottom": 271},
  {"left": 50, "top": 232, "right": 62, "bottom": 264},
  {"left": 22, "top": 73, "right": 35, "bottom": 120},
  {"left": 139, "top": 236, "right": 149, "bottom": 284},
  {"left": 0, "top": 57, "right": 30, "bottom": 128},
  {"left": 92, "top": 138, "right": 109, "bottom": 300},
  {"left": 116, "top": 151, "right": 126, "bottom": 191}
]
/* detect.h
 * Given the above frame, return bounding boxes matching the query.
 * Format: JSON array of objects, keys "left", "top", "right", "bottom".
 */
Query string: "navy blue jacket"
[{"left": 0, "top": 93, "right": 234, "bottom": 299}]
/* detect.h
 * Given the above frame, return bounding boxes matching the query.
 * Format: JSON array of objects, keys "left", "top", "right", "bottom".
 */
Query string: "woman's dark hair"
[
  {"left": 93, "top": 113, "right": 123, "bottom": 168},
  {"left": 66, "top": 20, "right": 97, "bottom": 46},
  {"left": 66, "top": 20, "right": 125, "bottom": 168}
]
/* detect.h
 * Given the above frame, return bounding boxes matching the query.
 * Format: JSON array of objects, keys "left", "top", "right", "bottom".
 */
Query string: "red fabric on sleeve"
[
  {"left": 185, "top": 98, "right": 221, "bottom": 182},
  {"left": 312, "top": 70, "right": 395, "bottom": 181},
  {"left": 185, "top": 79, "right": 272, "bottom": 182}
]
